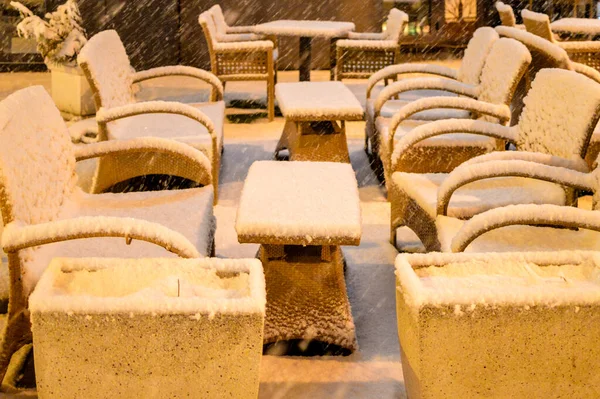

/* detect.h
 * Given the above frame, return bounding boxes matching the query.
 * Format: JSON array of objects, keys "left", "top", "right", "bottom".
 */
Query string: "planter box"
[
  {"left": 395, "top": 251, "right": 600, "bottom": 399},
  {"left": 50, "top": 64, "right": 96, "bottom": 117},
  {"left": 30, "top": 257, "right": 266, "bottom": 399}
]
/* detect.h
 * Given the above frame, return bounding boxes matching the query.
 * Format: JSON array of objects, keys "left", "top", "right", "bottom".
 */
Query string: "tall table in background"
[{"left": 252, "top": 20, "right": 355, "bottom": 81}]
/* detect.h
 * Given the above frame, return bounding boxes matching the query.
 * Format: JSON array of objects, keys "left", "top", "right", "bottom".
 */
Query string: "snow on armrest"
[
  {"left": 2, "top": 217, "right": 201, "bottom": 258},
  {"left": 74, "top": 137, "right": 212, "bottom": 176},
  {"left": 437, "top": 160, "right": 594, "bottom": 216},
  {"left": 451, "top": 204, "right": 600, "bottom": 252},
  {"left": 374, "top": 78, "right": 479, "bottom": 115},
  {"left": 132, "top": 66, "right": 224, "bottom": 101},
  {"left": 366, "top": 64, "right": 459, "bottom": 99},
  {"left": 336, "top": 39, "right": 397, "bottom": 50},
  {"left": 559, "top": 41, "right": 600, "bottom": 52},
  {"left": 459, "top": 151, "right": 590, "bottom": 172},
  {"left": 347, "top": 32, "right": 386, "bottom": 40},
  {"left": 213, "top": 40, "right": 273, "bottom": 51},
  {"left": 227, "top": 25, "right": 256, "bottom": 34},
  {"left": 96, "top": 101, "right": 216, "bottom": 139},
  {"left": 571, "top": 62, "right": 600, "bottom": 83},
  {"left": 216, "top": 33, "right": 265, "bottom": 42},
  {"left": 390, "top": 119, "right": 514, "bottom": 170}
]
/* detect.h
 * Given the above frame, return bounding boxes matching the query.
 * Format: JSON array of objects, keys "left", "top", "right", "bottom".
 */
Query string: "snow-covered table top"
[
  {"left": 276, "top": 82, "right": 364, "bottom": 121},
  {"left": 551, "top": 18, "right": 600, "bottom": 35},
  {"left": 236, "top": 161, "right": 362, "bottom": 246},
  {"left": 252, "top": 20, "right": 355, "bottom": 38}
]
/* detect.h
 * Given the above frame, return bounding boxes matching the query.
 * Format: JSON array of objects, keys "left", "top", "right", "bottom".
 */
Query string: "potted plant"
[{"left": 11, "top": 0, "right": 95, "bottom": 117}]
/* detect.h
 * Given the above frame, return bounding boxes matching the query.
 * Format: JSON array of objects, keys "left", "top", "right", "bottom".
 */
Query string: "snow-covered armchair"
[
  {"left": 389, "top": 68, "right": 600, "bottom": 252},
  {"left": 364, "top": 27, "right": 499, "bottom": 155},
  {"left": 77, "top": 30, "right": 224, "bottom": 203},
  {"left": 522, "top": 9, "right": 600, "bottom": 72},
  {"left": 495, "top": 2, "right": 525, "bottom": 29},
  {"left": 376, "top": 38, "right": 531, "bottom": 186},
  {"left": 335, "top": 9, "right": 408, "bottom": 81},
  {"left": 0, "top": 86, "right": 217, "bottom": 385},
  {"left": 199, "top": 10, "right": 276, "bottom": 121}
]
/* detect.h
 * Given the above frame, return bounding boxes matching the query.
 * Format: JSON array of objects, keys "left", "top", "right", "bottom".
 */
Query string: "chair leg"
[
  {"left": 267, "top": 78, "right": 275, "bottom": 122},
  {"left": 0, "top": 308, "right": 32, "bottom": 388}
]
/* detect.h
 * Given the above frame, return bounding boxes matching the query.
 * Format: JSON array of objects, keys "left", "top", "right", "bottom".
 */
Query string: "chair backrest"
[
  {"left": 77, "top": 30, "right": 135, "bottom": 111},
  {"left": 0, "top": 86, "right": 76, "bottom": 227},
  {"left": 210, "top": 4, "right": 229, "bottom": 36},
  {"left": 457, "top": 27, "right": 499, "bottom": 85},
  {"left": 521, "top": 9, "right": 556, "bottom": 42},
  {"left": 477, "top": 38, "right": 531, "bottom": 107},
  {"left": 517, "top": 68, "right": 600, "bottom": 160},
  {"left": 384, "top": 9, "right": 409, "bottom": 43},
  {"left": 495, "top": 2, "right": 517, "bottom": 27},
  {"left": 198, "top": 11, "right": 219, "bottom": 72}
]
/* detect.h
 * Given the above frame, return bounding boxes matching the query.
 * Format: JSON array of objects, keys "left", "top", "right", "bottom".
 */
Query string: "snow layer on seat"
[
  {"left": 517, "top": 69, "right": 600, "bottom": 161},
  {"left": 31, "top": 257, "right": 264, "bottom": 315},
  {"left": 457, "top": 27, "right": 499, "bottom": 85},
  {"left": 236, "top": 161, "right": 361, "bottom": 243},
  {"left": 107, "top": 101, "right": 225, "bottom": 155},
  {"left": 436, "top": 215, "right": 600, "bottom": 253},
  {"left": 393, "top": 172, "right": 567, "bottom": 219},
  {"left": 77, "top": 30, "right": 135, "bottom": 108},
  {"left": 367, "top": 98, "right": 470, "bottom": 120},
  {"left": 19, "top": 186, "right": 215, "bottom": 292}
]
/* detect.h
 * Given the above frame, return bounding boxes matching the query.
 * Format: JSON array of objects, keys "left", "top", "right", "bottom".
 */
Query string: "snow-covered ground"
[{"left": 3, "top": 64, "right": 590, "bottom": 398}]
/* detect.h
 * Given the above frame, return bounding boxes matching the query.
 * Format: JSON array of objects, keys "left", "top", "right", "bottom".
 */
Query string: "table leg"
[
  {"left": 299, "top": 36, "right": 312, "bottom": 81},
  {"left": 330, "top": 38, "right": 338, "bottom": 81},
  {"left": 259, "top": 244, "right": 357, "bottom": 354}
]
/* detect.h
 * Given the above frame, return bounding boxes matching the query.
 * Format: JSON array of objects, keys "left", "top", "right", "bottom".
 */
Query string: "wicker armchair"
[
  {"left": 389, "top": 69, "right": 600, "bottom": 252},
  {"left": 374, "top": 38, "right": 530, "bottom": 187},
  {"left": 522, "top": 9, "right": 600, "bottom": 71},
  {"left": 0, "top": 86, "right": 217, "bottom": 386},
  {"left": 77, "top": 30, "right": 224, "bottom": 203},
  {"left": 495, "top": 1, "right": 525, "bottom": 29},
  {"left": 199, "top": 10, "right": 276, "bottom": 121},
  {"left": 335, "top": 9, "right": 408, "bottom": 80}
]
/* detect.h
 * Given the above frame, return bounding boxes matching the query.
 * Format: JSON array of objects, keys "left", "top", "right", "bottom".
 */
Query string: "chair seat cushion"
[
  {"left": 392, "top": 172, "right": 568, "bottom": 220},
  {"left": 436, "top": 215, "right": 600, "bottom": 253},
  {"left": 107, "top": 101, "right": 225, "bottom": 159},
  {"left": 23, "top": 187, "right": 215, "bottom": 288},
  {"left": 366, "top": 97, "right": 468, "bottom": 122}
]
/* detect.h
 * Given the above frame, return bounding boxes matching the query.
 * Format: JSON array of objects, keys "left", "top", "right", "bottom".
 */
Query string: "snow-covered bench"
[
  {"left": 274, "top": 82, "right": 363, "bottom": 163},
  {"left": 236, "top": 161, "right": 361, "bottom": 352},
  {"left": 31, "top": 257, "right": 265, "bottom": 398},
  {"left": 0, "top": 86, "right": 217, "bottom": 386},
  {"left": 396, "top": 251, "right": 600, "bottom": 398},
  {"left": 77, "top": 30, "right": 224, "bottom": 203},
  {"left": 389, "top": 68, "right": 600, "bottom": 252}
]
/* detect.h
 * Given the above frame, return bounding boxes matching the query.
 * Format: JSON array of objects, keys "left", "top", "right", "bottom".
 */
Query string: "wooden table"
[
  {"left": 275, "top": 81, "right": 364, "bottom": 162},
  {"left": 252, "top": 20, "right": 355, "bottom": 81},
  {"left": 236, "top": 161, "right": 362, "bottom": 354},
  {"left": 551, "top": 18, "right": 600, "bottom": 38}
]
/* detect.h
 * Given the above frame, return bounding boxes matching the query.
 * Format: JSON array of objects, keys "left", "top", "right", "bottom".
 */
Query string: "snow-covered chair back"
[
  {"left": 209, "top": 5, "right": 229, "bottom": 36},
  {"left": 199, "top": 11, "right": 219, "bottom": 53},
  {"left": 0, "top": 86, "right": 76, "bottom": 227},
  {"left": 384, "top": 9, "right": 409, "bottom": 43},
  {"left": 521, "top": 10, "right": 555, "bottom": 42},
  {"left": 517, "top": 68, "right": 600, "bottom": 160},
  {"left": 496, "top": 2, "right": 517, "bottom": 27},
  {"left": 78, "top": 30, "right": 135, "bottom": 110},
  {"left": 457, "top": 27, "right": 499, "bottom": 85},
  {"left": 477, "top": 38, "right": 531, "bottom": 109}
]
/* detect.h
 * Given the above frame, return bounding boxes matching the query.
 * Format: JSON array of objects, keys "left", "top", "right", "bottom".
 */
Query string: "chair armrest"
[
  {"left": 366, "top": 64, "right": 459, "bottom": 99},
  {"left": 374, "top": 78, "right": 479, "bottom": 115},
  {"left": 2, "top": 217, "right": 201, "bottom": 258},
  {"left": 213, "top": 40, "right": 273, "bottom": 52},
  {"left": 390, "top": 119, "right": 515, "bottom": 171},
  {"left": 347, "top": 32, "right": 386, "bottom": 40},
  {"left": 227, "top": 25, "right": 256, "bottom": 34},
  {"left": 133, "top": 66, "right": 224, "bottom": 101},
  {"left": 216, "top": 33, "right": 266, "bottom": 42},
  {"left": 74, "top": 137, "right": 213, "bottom": 187},
  {"left": 458, "top": 151, "right": 590, "bottom": 172},
  {"left": 559, "top": 41, "right": 600, "bottom": 52},
  {"left": 571, "top": 62, "right": 600, "bottom": 83},
  {"left": 437, "top": 159, "right": 594, "bottom": 216},
  {"left": 450, "top": 204, "right": 600, "bottom": 252}
]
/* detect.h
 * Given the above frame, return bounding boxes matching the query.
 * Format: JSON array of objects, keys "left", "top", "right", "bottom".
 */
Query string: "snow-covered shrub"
[{"left": 10, "top": 0, "right": 87, "bottom": 67}]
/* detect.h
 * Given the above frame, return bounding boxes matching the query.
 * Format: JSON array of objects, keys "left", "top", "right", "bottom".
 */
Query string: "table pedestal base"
[
  {"left": 258, "top": 244, "right": 357, "bottom": 354},
  {"left": 275, "top": 120, "right": 350, "bottom": 162}
]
